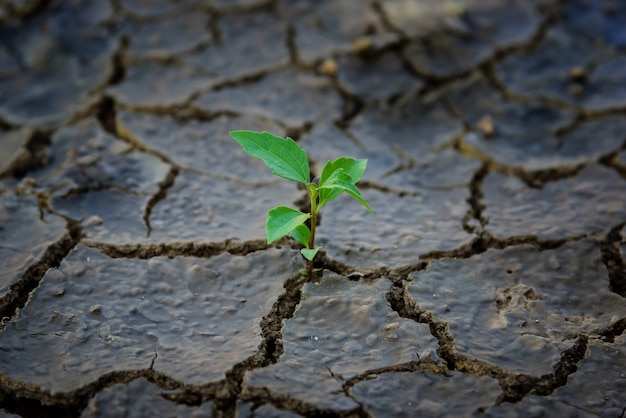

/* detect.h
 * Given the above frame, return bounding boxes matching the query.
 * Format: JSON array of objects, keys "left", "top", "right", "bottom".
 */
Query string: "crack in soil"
[
  {"left": 240, "top": 385, "right": 362, "bottom": 418},
  {"left": 600, "top": 222, "right": 626, "bottom": 297},
  {"left": 386, "top": 280, "right": 592, "bottom": 406},
  {"left": 0, "top": 366, "right": 185, "bottom": 418},
  {"left": 159, "top": 271, "right": 311, "bottom": 416},
  {"left": 83, "top": 238, "right": 271, "bottom": 259},
  {"left": 0, "top": 217, "right": 82, "bottom": 327},
  {"left": 142, "top": 166, "right": 179, "bottom": 237},
  {"left": 462, "top": 163, "right": 489, "bottom": 233},
  {"left": 0, "top": 129, "right": 52, "bottom": 180}
]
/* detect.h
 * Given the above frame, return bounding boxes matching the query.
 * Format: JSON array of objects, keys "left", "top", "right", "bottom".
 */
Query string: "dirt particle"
[
  {"left": 568, "top": 66, "right": 586, "bottom": 82},
  {"left": 353, "top": 37, "right": 374, "bottom": 54},
  {"left": 319, "top": 58, "right": 338, "bottom": 76},
  {"left": 475, "top": 114, "right": 495, "bottom": 137}
]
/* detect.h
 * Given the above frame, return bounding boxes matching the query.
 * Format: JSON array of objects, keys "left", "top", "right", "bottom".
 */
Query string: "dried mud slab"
[
  {"left": 349, "top": 97, "right": 462, "bottom": 160},
  {"left": 243, "top": 273, "right": 438, "bottom": 410},
  {"left": 561, "top": 0, "right": 626, "bottom": 49},
  {"left": 382, "top": 148, "right": 482, "bottom": 190},
  {"left": 482, "top": 165, "right": 626, "bottom": 239},
  {"left": 81, "top": 378, "right": 213, "bottom": 418},
  {"left": 148, "top": 171, "right": 300, "bottom": 243},
  {"left": 53, "top": 189, "right": 150, "bottom": 244},
  {"left": 117, "top": 111, "right": 283, "bottom": 181},
  {"left": 480, "top": 395, "right": 594, "bottom": 418},
  {"left": 497, "top": 0, "right": 626, "bottom": 111},
  {"left": 398, "top": 0, "right": 541, "bottom": 78},
  {"left": 335, "top": 51, "right": 423, "bottom": 102},
  {"left": 0, "top": 1, "right": 114, "bottom": 127},
  {"left": 277, "top": 0, "right": 390, "bottom": 64},
  {"left": 380, "top": 0, "right": 465, "bottom": 38},
  {"left": 352, "top": 371, "right": 501, "bottom": 417},
  {"left": 446, "top": 77, "right": 609, "bottom": 170},
  {"left": 33, "top": 118, "right": 169, "bottom": 196},
  {"left": 119, "top": 8, "right": 213, "bottom": 59},
  {"left": 447, "top": 77, "right": 576, "bottom": 134},
  {"left": 481, "top": 338, "right": 626, "bottom": 416},
  {"left": 195, "top": 68, "right": 342, "bottom": 126},
  {"left": 407, "top": 240, "right": 626, "bottom": 375},
  {"left": 302, "top": 123, "right": 481, "bottom": 191},
  {"left": 462, "top": 109, "right": 624, "bottom": 169},
  {"left": 108, "top": 62, "right": 214, "bottom": 108},
  {"left": 318, "top": 188, "right": 470, "bottom": 269},
  {"left": 0, "top": 245, "right": 296, "bottom": 390},
  {"left": 0, "top": 194, "right": 67, "bottom": 299},
  {"left": 546, "top": 336, "right": 626, "bottom": 417},
  {"left": 183, "top": 10, "right": 289, "bottom": 80}
]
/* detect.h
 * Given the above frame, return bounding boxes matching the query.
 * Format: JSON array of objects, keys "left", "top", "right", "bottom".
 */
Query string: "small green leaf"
[
  {"left": 319, "top": 158, "right": 368, "bottom": 206},
  {"left": 266, "top": 206, "right": 310, "bottom": 244},
  {"left": 319, "top": 170, "right": 374, "bottom": 214},
  {"left": 229, "top": 130, "right": 310, "bottom": 184},
  {"left": 291, "top": 224, "right": 311, "bottom": 247},
  {"left": 301, "top": 246, "right": 322, "bottom": 261},
  {"left": 323, "top": 157, "right": 367, "bottom": 184}
]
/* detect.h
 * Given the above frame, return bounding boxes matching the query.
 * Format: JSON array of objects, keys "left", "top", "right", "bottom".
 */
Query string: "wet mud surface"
[{"left": 0, "top": 0, "right": 625, "bottom": 417}]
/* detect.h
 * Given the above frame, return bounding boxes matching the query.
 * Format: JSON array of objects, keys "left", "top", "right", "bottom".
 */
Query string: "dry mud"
[{"left": 0, "top": 0, "right": 625, "bottom": 417}]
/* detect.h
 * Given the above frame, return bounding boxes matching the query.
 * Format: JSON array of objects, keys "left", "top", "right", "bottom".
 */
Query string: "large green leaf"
[
  {"left": 229, "top": 130, "right": 310, "bottom": 184},
  {"left": 318, "top": 158, "right": 368, "bottom": 205},
  {"left": 266, "top": 206, "right": 310, "bottom": 243},
  {"left": 318, "top": 170, "right": 374, "bottom": 214},
  {"left": 291, "top": 224, "right": 311, "bottom": 247}
]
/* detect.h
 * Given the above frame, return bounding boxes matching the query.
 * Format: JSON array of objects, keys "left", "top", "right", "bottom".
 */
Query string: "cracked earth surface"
[{"left": 0, "top": 0, "right": 625, "bottom": 417}]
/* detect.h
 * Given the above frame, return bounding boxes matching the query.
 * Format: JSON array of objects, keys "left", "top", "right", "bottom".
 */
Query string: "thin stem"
[{"left": 307, "top": 188, "right": 318, "bottom": 279}]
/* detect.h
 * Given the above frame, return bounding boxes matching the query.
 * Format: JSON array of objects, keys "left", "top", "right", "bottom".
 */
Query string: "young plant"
[{"left": 229, "top": 130, "right": 373, "bottom": 278}]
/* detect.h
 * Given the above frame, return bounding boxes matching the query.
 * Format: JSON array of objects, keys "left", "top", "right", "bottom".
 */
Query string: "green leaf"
[
  {"left": 320, "top": 157, "right": 367, "bottom": 184},
  {"left": 266, "top": 206, "right": 310, "bottom": 244},
  {"left": 291, "top": 224, "right": 311, "bottom": 247},
  {"left": 229, "top": 130, "right": 310, "bottom": 184},
  {"left": 318, "top": 170, "right": 374, "bottom": 214},
  {"left": 318, "top": 158, "right": 368, "bottom": 206},
  {"left": 301, "top": 246, "right": 322, "bottom": 261}
]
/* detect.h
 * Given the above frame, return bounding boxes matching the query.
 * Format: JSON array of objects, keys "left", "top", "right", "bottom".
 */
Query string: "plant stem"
[{"left": 308, "top": 189, "right": 318, "bottom": 279}]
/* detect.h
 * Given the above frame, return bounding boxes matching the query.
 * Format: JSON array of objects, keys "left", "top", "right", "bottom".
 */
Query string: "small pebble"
[
  {"left": 568, "top": 66, "right": 586, "bottom": 82},
  {"left": 319, "top": 58, "right": 337, "bottom": 76},
  {"left": 353, "top": 37, "right": 373, "bottom": 54},
  {"left": 475, "top": 114, "right": 495, "bottom": 137}
]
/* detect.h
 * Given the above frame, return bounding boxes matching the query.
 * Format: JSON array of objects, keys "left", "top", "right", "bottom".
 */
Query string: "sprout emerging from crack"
[{"left": 229, "top": 130, "right": 374, "bottom": 278}]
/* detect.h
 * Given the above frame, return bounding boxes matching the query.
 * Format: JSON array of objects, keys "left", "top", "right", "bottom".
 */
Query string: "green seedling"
[{"left": 229, "top": 130, "right": 374, "bottom": 278}]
